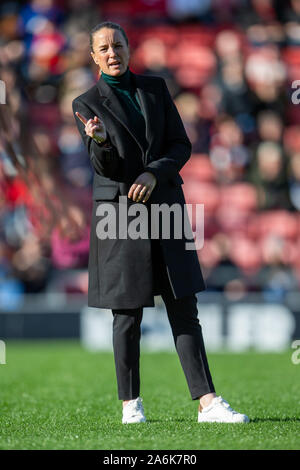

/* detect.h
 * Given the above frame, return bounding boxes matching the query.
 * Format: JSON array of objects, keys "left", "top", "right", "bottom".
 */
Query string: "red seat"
[
  {"left": 197, "top": 238, "right": 222, "bottom": 268},
  {"left": 219, "top": 183, "right": 258, "bottom": 212},
  {"left": 284, "top": 126, "right": 300, "bottom": 153},
  {"left": 257, "top": 211, "right": 298, "bottom": 240},
  {"left": 180, "top": 155, "right": 216, "bottom": 182},
  {"left": 140, "top": 27, "right": 178, "bottom": 47},
  {"left": 282, "top": 47, "right": 300, "bottom": 65},
  {"left": 229, "top": 235, "right": 262, "bottom": 272},
  {"left": 169, "top": 43, "right": 216, "bottom": 69},
  {"left": 216, "top": 205, "right": 250, "bottom": 234},
  {"left": 182, "top": 180, "right": 219, "bottom": 211},
  {"left": 178, "top": 26, "right": 216, "bottom": 48}
]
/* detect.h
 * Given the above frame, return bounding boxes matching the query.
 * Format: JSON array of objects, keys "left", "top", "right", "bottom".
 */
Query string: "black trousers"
[{"left": 111, "top": 240, "right": 216, "bottom": 401}]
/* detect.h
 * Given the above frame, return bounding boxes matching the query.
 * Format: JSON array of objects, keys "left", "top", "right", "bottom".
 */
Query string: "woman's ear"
[{"left": 91, "top": 51, "right": 98, "bottom": 66}]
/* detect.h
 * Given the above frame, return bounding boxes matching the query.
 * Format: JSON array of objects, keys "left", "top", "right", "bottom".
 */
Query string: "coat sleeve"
[
  {"left": 144, "top": 79, "right": 192, "bottom": 184},
  {"left": 72, "top": 97, "right": 124, "bottom": 179}
]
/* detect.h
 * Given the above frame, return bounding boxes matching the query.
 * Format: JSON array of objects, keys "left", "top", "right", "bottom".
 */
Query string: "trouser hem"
[
  {"left": 191, "top": 386, "right": 216, "bottom": 401},
  {"left": 118, "top": 395, "right": 139, "bottom": 401}
]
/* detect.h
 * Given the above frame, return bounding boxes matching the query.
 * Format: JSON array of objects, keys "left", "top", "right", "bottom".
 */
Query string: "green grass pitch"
[{"left": 0, "top": 341, "right": 299, "bottom": 450}]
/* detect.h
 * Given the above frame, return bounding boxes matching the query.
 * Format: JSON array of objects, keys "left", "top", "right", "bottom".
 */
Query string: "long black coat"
[{"left": 72, "top": 71, "right": 206, "bottom": 309}]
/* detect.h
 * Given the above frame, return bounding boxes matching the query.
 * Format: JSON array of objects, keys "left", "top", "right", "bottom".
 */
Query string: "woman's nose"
[{"left": 108, "top": 47, "right": 117, "bottom": 56}]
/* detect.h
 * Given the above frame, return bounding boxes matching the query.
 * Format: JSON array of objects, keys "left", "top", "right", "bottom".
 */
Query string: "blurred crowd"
[{"left": 0, "top": 0, "right": 300, "bottom": 306}]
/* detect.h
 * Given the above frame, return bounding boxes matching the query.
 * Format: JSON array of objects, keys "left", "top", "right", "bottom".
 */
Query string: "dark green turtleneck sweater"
[{"left": 101, "top": 67, "right": 148, "bottom": 153}]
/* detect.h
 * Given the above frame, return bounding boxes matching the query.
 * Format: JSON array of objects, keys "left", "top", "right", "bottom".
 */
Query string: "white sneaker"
[
  {"left": 198, "top": 396, "right": 250, "bottom": 423},
  {"left": 122, "top": 397, "right": 146, "bottom": 424}
]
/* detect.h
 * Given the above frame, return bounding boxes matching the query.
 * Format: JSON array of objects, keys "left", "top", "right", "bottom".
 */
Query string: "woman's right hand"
[{"left": 75, "top": 112, "right": 107, "bottom": 143}]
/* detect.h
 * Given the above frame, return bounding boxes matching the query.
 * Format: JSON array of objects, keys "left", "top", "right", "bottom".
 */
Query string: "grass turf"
[{"left": 0, "top": 340, "right": 299, "bottom": 450}]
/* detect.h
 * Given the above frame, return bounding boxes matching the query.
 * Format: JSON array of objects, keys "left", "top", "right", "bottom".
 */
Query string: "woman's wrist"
[{"left": 93, "top": 134, "right": 107, "bottom": 145}]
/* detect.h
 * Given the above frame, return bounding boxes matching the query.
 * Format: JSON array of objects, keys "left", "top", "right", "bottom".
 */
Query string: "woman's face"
[{"left": 91, "top": 27, "right": 130, "bottom": 76}]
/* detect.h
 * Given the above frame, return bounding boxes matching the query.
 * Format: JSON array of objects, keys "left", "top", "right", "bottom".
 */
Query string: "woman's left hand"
[{"left": 128, "top": 172, "right": 157, "bottom": 203}]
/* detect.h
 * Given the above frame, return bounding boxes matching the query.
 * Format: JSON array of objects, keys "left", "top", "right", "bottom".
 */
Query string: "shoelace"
[{"left": 216, "top": 396, "right": 238, "bottom": 414}]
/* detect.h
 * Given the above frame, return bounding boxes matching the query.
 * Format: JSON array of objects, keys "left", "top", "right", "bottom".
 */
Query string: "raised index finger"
[{"left": 75, "top": 112, "right": 88, "bottom": 125}]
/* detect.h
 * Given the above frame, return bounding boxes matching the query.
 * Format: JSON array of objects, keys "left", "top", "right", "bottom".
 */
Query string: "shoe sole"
[
  {"left": 198, "top": 417, "right": 250, "bottom": 423},
  {"left": 122, "top": 419, "right": 146, "bottom": 424}
]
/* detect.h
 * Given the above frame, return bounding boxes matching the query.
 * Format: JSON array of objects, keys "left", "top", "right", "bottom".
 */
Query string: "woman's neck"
[{"left": 101, "top": 66, "right": 132, "bottom": 90}]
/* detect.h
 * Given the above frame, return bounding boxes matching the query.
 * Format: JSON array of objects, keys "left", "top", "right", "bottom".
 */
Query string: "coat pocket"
[{"left": 93, "top": 185, "right": 120, "bottom": 200}]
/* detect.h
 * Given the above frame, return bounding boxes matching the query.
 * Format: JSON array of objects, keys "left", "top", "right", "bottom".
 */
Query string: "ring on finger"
[{"left": 137, "top": 186, "right": 147, "bottom": 200}]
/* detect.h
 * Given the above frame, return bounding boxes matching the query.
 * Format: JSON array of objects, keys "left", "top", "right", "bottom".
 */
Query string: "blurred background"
[{"left": 0, "top": 0, "right": 300, "bottom": 351}]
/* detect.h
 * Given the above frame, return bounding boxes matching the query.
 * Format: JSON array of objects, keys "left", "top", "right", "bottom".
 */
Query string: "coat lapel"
[
  {"left": 96, "top": 72, "right": 157, "bottom": 162},
  {"left": 134, "top": 74, "right": 157, "bottom": 153}
]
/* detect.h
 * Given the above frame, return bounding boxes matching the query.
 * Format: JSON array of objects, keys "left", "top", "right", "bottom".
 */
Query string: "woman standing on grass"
[{"left": 72, "top": 21, "right": 249, "bottom": 424}]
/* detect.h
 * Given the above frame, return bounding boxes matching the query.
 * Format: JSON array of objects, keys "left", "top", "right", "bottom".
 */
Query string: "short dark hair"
[{"left": 90, "top": 22, "right": 129, "bottom": 52}]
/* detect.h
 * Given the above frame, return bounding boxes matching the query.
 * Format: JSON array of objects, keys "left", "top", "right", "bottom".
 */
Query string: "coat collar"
[{"left": 96, "top": 71, "right": 157, "bottom": 157}]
